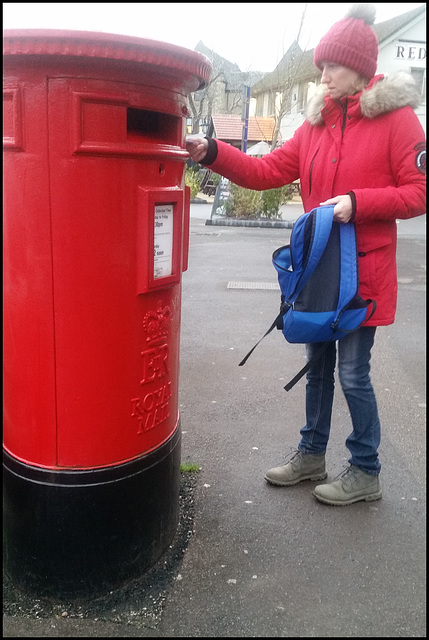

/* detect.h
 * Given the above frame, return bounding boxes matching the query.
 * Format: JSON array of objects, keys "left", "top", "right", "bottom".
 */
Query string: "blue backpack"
[{"left": 239, "top": 205, "right": 376, "bottom": 390}]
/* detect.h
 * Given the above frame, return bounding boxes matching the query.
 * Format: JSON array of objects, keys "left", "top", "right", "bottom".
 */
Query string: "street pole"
[{"left": 241, "top": 85, "right": 250, "bottom": 153}]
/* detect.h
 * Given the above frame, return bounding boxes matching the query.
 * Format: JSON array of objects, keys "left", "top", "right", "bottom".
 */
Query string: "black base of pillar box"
[{"left": 3, "top": 426, "right": 181, "bottom": 601}]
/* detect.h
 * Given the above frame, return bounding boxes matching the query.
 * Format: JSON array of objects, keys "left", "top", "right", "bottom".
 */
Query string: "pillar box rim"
[{"left": 3, "top": 28, "right": 212, "bottom": 91}]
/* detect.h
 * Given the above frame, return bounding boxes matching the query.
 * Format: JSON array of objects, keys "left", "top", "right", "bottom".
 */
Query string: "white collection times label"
[{"left": 154, "top": 204, "right": 174, "bottom": 278}]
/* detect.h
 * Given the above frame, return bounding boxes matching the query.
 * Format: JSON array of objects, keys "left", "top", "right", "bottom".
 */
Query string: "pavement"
[{"left": 3, "top": 202, "right": 426, "bottom": 638}]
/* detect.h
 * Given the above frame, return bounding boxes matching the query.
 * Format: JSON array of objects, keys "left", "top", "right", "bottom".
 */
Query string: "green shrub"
[
  {"left": 223, "top": 183, "right": 294, "bottom": 220},
  {"left": 260, "top": 185, "right": 294, "bottom": 219},
  {"left": 185, "top": 167, "right": 203, "bottom": 199},
  {"left": 210, "top": 172, "right": 222, "bottom": 187},
  {"left": 224, "top": 183, "right": 261, "bottom": 219}
]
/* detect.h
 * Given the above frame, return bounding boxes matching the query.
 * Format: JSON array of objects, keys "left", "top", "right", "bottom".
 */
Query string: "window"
[
  {"left": 255, "top": 95, "right": 264, "bottom": 117},
  {"left": 297, "top": 82, "right": 307, "bottom": 111},
  {"left": 410, "top": 68, "right": 426, "bottom": 101},
  {"left": 297, "top": 78, "right": 321, "bottom": 111},
  {"left": 267, "top": 92, "right": 276, "bottom": 117}
]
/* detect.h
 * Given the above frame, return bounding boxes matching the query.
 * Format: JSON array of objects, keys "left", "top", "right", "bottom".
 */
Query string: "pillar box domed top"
[{"left": 3, "top": 29, "right": 212, "bottom": 92}]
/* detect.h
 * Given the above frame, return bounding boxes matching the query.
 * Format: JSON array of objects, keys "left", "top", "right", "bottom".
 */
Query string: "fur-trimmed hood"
[{"left": 305, "top": 71, "right": 421, "bottom": 125}]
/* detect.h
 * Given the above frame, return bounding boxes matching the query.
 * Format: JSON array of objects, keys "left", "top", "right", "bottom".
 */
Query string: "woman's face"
[{"left": 320, "top": 62, "right": 361, "bottom": 100}]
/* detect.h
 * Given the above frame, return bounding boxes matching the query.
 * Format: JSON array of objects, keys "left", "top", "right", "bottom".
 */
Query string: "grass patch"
[{"left": 180, "top": 463, "right": 201, "bottom": 473}]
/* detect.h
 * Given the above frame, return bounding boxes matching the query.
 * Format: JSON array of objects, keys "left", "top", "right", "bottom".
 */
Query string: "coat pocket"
[{"left": 358, "top": 237, "right": 394, "bottom": 297}]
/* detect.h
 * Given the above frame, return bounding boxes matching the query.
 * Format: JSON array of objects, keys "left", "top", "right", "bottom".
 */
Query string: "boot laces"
[
  {"left": 283, "top": 447, "right": 303, "bottom": 467},
  {"left": 335, "top": 465, "right": 361, "bottom": 487}
]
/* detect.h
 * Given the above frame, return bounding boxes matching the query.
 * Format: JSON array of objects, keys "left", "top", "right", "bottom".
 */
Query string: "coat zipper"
[
  {"left": 308, "top": 150, "right": 319, "bottom": 195},
  {"left": 341, "top": 98, "right": 349, "bottom": 136}
]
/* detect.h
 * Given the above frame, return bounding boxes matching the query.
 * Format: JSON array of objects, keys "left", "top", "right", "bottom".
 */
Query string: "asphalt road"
[{"left": 3, "top": 207, "right": 426, "bottom": 638}]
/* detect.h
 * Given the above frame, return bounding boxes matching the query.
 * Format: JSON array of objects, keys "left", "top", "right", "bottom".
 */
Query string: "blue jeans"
[{"left": 298, "top": 326, "right": 381, "bottom": 475}]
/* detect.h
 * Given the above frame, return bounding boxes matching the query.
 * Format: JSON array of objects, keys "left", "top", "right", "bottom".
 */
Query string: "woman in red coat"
[{"left": 186, "top": 4, "right": 426, "bottom": 506}]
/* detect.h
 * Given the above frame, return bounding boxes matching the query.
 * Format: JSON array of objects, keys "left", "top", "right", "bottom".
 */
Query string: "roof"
[
  {"left": 211, "top": 114, "right": 275, "bottom": 142},
  {"left": 195, "top": 40, "right": 241, "bottom": 74},
  {"left": 251, "top": 4, "right": 426, "bottom": 96},
  {"left": 194, "top": 41, "right": 265, "bottom": 92},
  {"left": 252, "top": 41, "right": 316, "bottom": 95},
  {"left": 373, "top": 4, "right": 426, "bottom": 44}
]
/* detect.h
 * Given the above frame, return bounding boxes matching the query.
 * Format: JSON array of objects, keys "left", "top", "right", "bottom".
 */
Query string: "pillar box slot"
[{"left": 127, "top": 107, "right": 180, "bottom": 145}]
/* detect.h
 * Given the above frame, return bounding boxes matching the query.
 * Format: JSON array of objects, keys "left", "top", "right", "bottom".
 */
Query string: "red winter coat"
[{"left": 203, "top": 73, "right": 426, "bottom": 326}]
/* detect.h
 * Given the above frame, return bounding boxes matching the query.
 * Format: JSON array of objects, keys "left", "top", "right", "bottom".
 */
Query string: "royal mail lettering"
[{"left": 131, "top": 381, "right": 172, "bottom": 434}]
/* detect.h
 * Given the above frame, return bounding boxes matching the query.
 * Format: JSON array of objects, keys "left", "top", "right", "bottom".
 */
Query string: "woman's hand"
[
  {"left": 186, "top": 134, "right": 209, "bottom": 163},
  {"left": 320, "top": 194, "right": 353, "bottom": 223}
]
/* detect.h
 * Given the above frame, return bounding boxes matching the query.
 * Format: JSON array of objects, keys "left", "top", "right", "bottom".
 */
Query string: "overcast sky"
[{"left": 3, "top": 3, "right": 426, "bottom": 72}]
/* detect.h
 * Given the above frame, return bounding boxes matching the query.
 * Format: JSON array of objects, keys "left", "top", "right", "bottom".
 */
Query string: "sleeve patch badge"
[{"left": 414, "top": 142, "right": 426, "bottom": 175}]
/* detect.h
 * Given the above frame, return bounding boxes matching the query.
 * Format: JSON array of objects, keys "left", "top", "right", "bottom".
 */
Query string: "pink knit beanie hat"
[{"left": 314, "top": 4, "right": 379, "bottom": 79}]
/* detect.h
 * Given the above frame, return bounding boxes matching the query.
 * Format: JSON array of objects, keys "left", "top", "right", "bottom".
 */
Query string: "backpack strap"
[
  {"left": 238, "top": 310, "right": 284, "bottom": 366},
  {"left": 287, "top": 206, "right": 335, "bottom": 299},
  {"left": 338, "top": 223, "right": 356, "bottom": 309},
  {"left": 283, "top": 340, "right": 332, "bottom": 392},
  {"left": 332, "top": 298, "right": 377, "bottom": 336}
]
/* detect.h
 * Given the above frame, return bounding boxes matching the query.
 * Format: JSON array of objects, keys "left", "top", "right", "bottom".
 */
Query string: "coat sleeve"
[
  {"left": 352, "top": 107, "right": 426, "bottom": 222},
  {"left": 202, "top": 129, "right": 302, "bottom": 190}
]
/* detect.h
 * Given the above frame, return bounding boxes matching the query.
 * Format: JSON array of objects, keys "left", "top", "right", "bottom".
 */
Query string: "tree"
[
  {"left": 187, "top": 41, "right": 265, "bottom": 135},
  {"left": 267, "top": 4, "right": 308, "bottom": 150},
  {"left": 247, "top": 5, "right": 321, "bottom": 151},
  {"left": 187, "top": 70, "right": 222, "bottom": 134}
]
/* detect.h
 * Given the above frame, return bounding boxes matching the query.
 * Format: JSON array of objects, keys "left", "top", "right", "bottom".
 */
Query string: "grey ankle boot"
[
  {"left": 264, "top": 449, "right": 327, "bottom": 486},
  {"left": 313, "top": 464, "right": 382, "bottom": 506}
]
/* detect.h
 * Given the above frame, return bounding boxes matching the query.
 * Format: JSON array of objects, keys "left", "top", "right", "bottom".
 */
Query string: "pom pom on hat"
[
  {"left": 314, "top": 4, "right": 379, "bottom": 79},
  {"left": 346, "top": 4, "right": 376, "bottom": 24}
]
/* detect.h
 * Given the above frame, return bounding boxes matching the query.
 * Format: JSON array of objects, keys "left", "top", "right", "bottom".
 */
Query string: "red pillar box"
[{"left": 3, "top": 29, "right": 211, "bottom": 600}]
